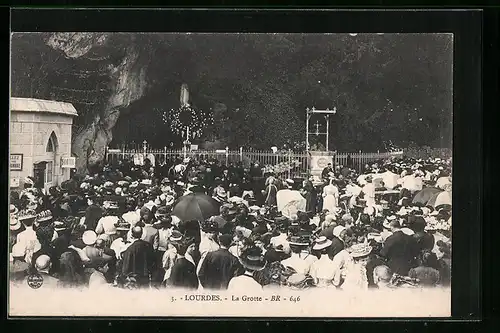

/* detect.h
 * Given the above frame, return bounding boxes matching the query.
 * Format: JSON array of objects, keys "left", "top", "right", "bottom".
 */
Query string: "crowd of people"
[{"left": 9, "top": 154, "right": 452, "bottom": 292}]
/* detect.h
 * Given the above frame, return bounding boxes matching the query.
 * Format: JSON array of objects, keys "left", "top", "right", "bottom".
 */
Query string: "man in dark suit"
[
  {"left": 321, "top": 163, "right": 334, "bottom": 181},
  {"left": 84, "top": 195, "right": 103, "bottom": 231},
  {"left": 379, "top": 220, "right": 420, "bottom": 276},
  {"left": 121, "top": 226, "right": 155, "bottom": 287},
  {"left": 198, "top": 234, "right": 242, "bottom": 290}
]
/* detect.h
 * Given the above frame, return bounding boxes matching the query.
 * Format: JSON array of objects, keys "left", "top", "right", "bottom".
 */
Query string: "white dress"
[
  {"left": 322, "top": 184, "right": 339, "bottom": 213},
  {"left": 281, "top": 253, "right": 317, "bottom": 275},
  {"left": 362, "top": 183, "right": 376, "bottom": 208},
  {"left": 310, "top": 255, "right": 337, "bottom": 287},
  {"left": 227, "top": 273, "right": 263, "bottom": 292},
  {"left": 340, "top": 259, "right": 369, "bottom": 291}
]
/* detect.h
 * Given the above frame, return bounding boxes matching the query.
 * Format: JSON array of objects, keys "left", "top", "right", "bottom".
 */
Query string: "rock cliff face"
[
  {"left": 12, "top": 32, "right": 453, "bottom": 171},
  {"left": 44, "top": 33, "right": 149, "bottom": 173}
]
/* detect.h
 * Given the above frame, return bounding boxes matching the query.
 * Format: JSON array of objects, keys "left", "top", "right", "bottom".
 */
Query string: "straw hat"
[
  {"left": 24, "top": 177, "right": 35, "bottom": 186},
  {"left": 249, "top": 205, "right": 261, "bottom": 212},
  {"left": 169, "top": 230, "right": 183, "bottom": 243},
  {"left": 103, "top": 201, "right": 120, "bottom": 210},
  {"left": 383, "top": 216, "right": 400, "bottom": 229},
  {"left": 288, "top": 235, "right": 310, "bottom": 246},
  {"left": 400, "top": 227, "right": 415, "bottom": 236},
  {"left": 10, "top": 217, "right": 21, "bottom": 231},
  {"left": 349, "top": 243, "right": 373, "bottom": 258},
  {"left": 18, "top": 209, "right": 37, "bottom": 222},
  {"left": 36, "top": 210, "right": 53, "bottom": 223},
  {"left": 312, "top": 236, "right": 333, "bottom": 251},
  {"left": 53, "top": 221, "right": 68, "bottom": 232},
  {"left": 10, "top": 204, "right": 18, "bottom": 215},
  {"left": 116, "top": 225, "right": 131, "bottom": 232},
  {"left": 104, "top": 181, "right": 114, "bottom": 189},
  {"left": 82, "top": 230, "right": 98, "bottom": 246}
]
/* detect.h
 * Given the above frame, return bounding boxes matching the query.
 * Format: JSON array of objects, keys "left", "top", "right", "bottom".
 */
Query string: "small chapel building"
[{"left": 10, "top": 97, "right": 78, "bottom": 191}]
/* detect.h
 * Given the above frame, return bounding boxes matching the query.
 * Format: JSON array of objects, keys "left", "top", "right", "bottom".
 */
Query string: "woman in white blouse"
[{"left": 309, "top": 236, "right": 337, "bottom": 288}]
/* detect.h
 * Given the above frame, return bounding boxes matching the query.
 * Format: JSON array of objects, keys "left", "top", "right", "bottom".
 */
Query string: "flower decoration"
[
  {"left": 162, "top": 105, "right": 214, "bottom": 139},
  {"left": 262, "top": 160, "right": 301, "bottom": 176}
]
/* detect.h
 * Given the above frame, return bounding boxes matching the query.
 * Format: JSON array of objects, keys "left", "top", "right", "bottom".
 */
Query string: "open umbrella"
[
  {"left": 426, "top": 191, "right": 452, "bottom": 209},
  {"left": 172, "top": 193, "right": 221, "bottom": 222},
  {"left": 412, "top": 187, "right": 442, "bottom": 206}
]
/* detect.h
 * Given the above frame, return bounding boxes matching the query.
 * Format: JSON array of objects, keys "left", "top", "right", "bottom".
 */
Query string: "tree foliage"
[{"left": 11, "top": 33, "right": 453, "bottom": 152}]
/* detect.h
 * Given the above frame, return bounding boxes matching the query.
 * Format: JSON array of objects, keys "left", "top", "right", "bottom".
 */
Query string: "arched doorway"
[{"left": 44, "top": 131, "right": 58, "bottom": 189}]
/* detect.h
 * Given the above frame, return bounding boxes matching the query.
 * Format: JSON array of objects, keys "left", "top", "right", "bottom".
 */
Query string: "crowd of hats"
[{"left": 9, "top": 152, "right": 452, "bottom": 290}]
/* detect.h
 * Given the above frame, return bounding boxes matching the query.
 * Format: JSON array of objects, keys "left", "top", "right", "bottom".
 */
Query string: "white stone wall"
[{"left": 10, "top": 111, "right": 74, "bottom": 190}]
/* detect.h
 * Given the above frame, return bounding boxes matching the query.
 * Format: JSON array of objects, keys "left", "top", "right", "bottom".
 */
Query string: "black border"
[{"left": 5, "top": 6, "right": 488, "bottom": 331}]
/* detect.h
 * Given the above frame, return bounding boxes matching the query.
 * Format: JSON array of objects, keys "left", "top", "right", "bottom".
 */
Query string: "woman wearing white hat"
[
  {"left": 9, "top": 213, "right": 24, "bottom": 252},
  {"left": 14, "top": 210, "right": 41, "bottom": 265},
  {"left": 341, "top": 242, "right": 373, "bottom": 291},
  {"left": 309, "top": 236, "right": 337, "bottom": 287}
]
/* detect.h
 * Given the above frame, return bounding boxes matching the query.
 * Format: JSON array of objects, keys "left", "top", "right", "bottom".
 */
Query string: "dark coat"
[
  {"left": 379, "top": 230, "right": 420, "bottom": 276},
  {"left": 304, "top": 184, "right": 317, "bottom": 213},
  {"left": 228, "top": 184, "right": 242, "bottom": 197},
  {"left": 85, "top": 204, "right": 104, "bottom": 231},
  {"left": 168, "top": 257, "right": 199, "bottom": 290},
  {"left": 329, "top": 236, "right": 345, "bottom": 259},
  {"left": 264, "top": 184, "right": 278, "bottom": 207},
  {"left": 121, "top": 239, "right": 155, "bottom": 284},
  {"left": 319, "top": 225, "right": 336, "bottom": 240},
  {"left": 265, "top": 249, "right": 290, "bottom": 263},
  {"left": 198, "top": 248, "right": 241, "bottom": 290},
  {"left": 178, "top": 219, "right": 201, "bottom": 245},
  {"left": 321, "top": 167, "right": 333, "bottom": 180},
  {"left": 413, "top": 231, "right": 435, "bottom": 252}
]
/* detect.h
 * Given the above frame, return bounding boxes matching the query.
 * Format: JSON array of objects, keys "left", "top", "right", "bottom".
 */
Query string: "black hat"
[
  {"left": 153, "top": 216, "right": 172, "bottom": 229},
  {"left": 288, "top": 234, "right": 310, "bottom": 246},
  {"left": 218, "top": 234, "right": 232, "bottom": 247},
  {"left": 238, "top": 246, "right": 267, "bottom": 271}
]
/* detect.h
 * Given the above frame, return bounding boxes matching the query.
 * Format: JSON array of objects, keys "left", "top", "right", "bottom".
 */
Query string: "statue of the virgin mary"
[{"left": 180, "top": 83, "right": 189, "bottom": 107}]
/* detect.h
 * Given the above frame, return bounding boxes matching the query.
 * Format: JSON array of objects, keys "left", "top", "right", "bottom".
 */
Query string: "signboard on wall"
[
  {"left": 10, "top": 154, "right": 23, "bottom": 171},
  {"left": 61, "top": 157, "right": 76, "bottom": 168},
  {"left": 10, "top": 178, "right": 20, "bottom": 188}
]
